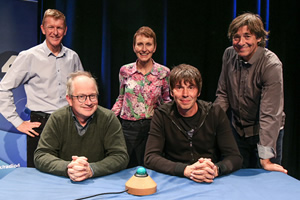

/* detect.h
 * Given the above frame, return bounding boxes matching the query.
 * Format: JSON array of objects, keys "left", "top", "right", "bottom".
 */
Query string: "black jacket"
[{"left": 144, "top": 100, "right": 242, "bottom": 177}]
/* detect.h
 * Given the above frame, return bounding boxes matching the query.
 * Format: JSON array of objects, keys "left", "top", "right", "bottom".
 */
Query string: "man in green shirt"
[{"left": 34, "top": 71, "right": 129, "bottom": 182}]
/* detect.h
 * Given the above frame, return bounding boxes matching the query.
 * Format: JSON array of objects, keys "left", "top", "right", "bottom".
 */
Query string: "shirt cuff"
[
  {"left": 257, "top": 144, "right": 275, "bottom": 159},
  {"left": 174, "top": 163, "right": 188, "bottom": 177},
  {"left": 215, "top": 163, "right": 226, "bottom": 176},
  {"left": 89, "top": 165, "right": 94, "bottom": 177},
  {"left": 11, "top": 117, "right": 24, "bottom": 129}
]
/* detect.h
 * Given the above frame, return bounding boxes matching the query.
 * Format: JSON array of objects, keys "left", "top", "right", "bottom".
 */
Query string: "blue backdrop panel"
[
  {"left": 0, "top": 0, "right": 38, "bottom": 167},
  {"left": 0, "top": 130, "right": 26, "bottom": 167}
]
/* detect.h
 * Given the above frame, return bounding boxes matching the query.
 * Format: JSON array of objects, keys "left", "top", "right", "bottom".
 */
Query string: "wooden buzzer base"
[{"left": 125, "top": 175, "right": 157, "bottom": 196}]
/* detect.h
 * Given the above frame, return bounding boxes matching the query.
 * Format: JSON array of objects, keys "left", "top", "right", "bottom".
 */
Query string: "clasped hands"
[
  {"left": 67, "top": 156, "right": 93, "bottom": 182},
  {"left": 184, "top": 158, "right": 218, "bottom": 183}
]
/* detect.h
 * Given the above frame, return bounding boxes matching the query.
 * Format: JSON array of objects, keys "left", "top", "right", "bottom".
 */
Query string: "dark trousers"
[
  {"left": 233, "top": 127, "right": 284, "bottom": 168},
  {"left": 270, "top": 129, "right": 284, "bottom": 165},
  {"left": 27, "top": 111, "right": 50, "bottom": 167},
  {"left": 122, "top": 119, "right": 151, "bottom": 168}
]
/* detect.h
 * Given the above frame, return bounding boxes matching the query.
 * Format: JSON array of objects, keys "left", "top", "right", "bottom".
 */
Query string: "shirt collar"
[
  {"left": 128, "top": 59, "right": 158, "bottom": 75},
  {"left": 42, "top": 40, "right": 65, "bottom": 58},
  {"left": 238, "top": 46, "right": 264, "bottom": 67},
  {"left": 247, "top": 46, "right": 263, "bottom": 65},
  {"left": 70, "top": 106, "right": 94, "bottom": 128}
]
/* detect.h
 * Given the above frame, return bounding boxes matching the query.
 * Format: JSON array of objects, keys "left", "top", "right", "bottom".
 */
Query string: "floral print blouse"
[{"left": 112, "top": 60, "right": 171, "bottom": 121}]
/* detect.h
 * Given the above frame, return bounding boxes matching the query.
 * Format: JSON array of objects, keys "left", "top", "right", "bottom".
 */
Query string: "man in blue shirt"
[{"left": 0, "top": 9, "right": 83, "bottom": 167}]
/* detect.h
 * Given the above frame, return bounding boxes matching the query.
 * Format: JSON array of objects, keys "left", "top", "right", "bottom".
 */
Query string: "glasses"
[{"left": 71, "top": 94, "right": 98, "bottom": 103}]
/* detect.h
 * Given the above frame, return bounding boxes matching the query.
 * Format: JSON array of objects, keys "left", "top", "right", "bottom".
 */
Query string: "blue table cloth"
[{"left": 0, "top": 167, "right": 299, "bottom": 200}]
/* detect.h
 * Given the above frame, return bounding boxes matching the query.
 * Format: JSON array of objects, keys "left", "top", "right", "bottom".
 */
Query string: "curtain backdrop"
[{"left": 38, "top": 0, "right": 300, "bottom": 180}]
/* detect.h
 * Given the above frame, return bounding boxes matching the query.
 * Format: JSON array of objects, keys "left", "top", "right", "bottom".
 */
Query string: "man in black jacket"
[{"left": 144, "top": 64, "right": 242, "bottom": 183}]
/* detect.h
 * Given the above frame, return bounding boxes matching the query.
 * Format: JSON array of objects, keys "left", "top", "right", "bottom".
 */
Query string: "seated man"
[
  {"left": 34, "top": 71, "right": 129, "bottom": 182},
  {"left": 144, "top": 64, "right": 242, "bottom": 183}
]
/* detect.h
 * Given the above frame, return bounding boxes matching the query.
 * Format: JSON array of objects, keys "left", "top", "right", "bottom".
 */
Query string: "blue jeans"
[{"left": 233, "top": 128, "right": 284, "bottom": 168}]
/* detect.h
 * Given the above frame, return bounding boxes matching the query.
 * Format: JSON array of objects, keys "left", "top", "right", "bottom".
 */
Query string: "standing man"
[
  {"left": 0, "top": 9, "right": 83, "bottom": 167},
  {"left": 214, "top": 13, "right": 287, "bottom": 173},
  {"left": 144, "top": 64, "right": 242, "bottom": 183},
  {"left": 34, "top": 71, "right": 129, "bottom": 182}
]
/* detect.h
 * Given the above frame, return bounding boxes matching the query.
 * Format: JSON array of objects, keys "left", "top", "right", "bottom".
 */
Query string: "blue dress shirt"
[{"left": 0, "top": 40, "right": 83, "bottom": 128}]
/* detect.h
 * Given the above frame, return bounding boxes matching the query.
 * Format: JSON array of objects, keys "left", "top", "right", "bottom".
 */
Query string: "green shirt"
[{"left": 34, "top": 105, "right": 129, "bottom": 178}]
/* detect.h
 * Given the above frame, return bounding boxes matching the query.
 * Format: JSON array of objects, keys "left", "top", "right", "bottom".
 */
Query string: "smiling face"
[
  {"left": 66, "top": 75, "right": 98, "bottom": 125},
  {"left": 133, "top": 35, "right": 156, "bottom": 64},
  {"left": 40, "top": 16, "right": 67, "bottom": 53},
  {"left": 232, "top": 25, "right": 262, "bottom": 61},
  {"left": 171, "top": 80, "right": 200, "bottom": 117}
]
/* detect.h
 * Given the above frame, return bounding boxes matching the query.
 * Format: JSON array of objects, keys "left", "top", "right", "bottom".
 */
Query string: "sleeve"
[
  {"left": 89, "top": 112, "right": 129, "bottom": 177},
  {"left": 111, "top": 68, "right": 125, "bottom": 116},
  {"left": 144, "top": 109, "right": 187, "bottom": 177},
  {"left": 0, "top": 52, "right": 31, "bottom": 128},
  {"left": 161, "top": 69, "right": 171, "bottom": 103},
  {"left": 34, "top": 114, "right": 70, "bottom": 177},
  {"left": 214, "top": 105, "right": 243, "bottom": 175},
  {"left": 214, "top": 50, "right": 230, "bottom": 112},
  {"left": 257, "top": 59, "right": 284, "bottom": 159},
  {"left": 74, "top": 52, "right": 84, "bottom": 71}
]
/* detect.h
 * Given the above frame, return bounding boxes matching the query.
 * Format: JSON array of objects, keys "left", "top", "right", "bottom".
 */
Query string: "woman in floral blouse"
[{"left": 112, "top": 26, "right": 171, "bottom": 168}]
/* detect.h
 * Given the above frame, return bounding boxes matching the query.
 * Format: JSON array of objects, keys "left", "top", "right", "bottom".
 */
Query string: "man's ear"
[
  {"left": 170, "top": 90, "right": 174, "bottom": 97},
  {"left": 66, "top": 95, "right": 73, "bottom": 106},
  {"left": 40, "top": 25, "right": 46, "bottom": 35},
  {"left": 257, "top": 37, "right": 262, "bottom": 44},
  {"left": 63, "top": 26, "right": 68, "bottom": 36}
]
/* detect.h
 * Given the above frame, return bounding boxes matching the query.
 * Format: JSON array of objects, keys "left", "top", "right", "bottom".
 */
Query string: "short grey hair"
[{"left": 66, "top": 71, "right": 99, "bottom": 96}]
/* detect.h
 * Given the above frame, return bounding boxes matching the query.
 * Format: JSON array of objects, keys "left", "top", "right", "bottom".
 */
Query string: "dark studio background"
[{"left": 12, "top": 0, "right": 300, "bottom": 179}]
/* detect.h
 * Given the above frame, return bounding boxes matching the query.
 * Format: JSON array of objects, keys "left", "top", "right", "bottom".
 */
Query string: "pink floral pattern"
[{"left": 112, "top": 60, "right": 171, "bottom": 120}]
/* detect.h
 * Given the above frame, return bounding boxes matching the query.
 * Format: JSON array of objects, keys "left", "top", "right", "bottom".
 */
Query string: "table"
[{"left": 0, "top": 167, "right": 300, "bottom": 200}]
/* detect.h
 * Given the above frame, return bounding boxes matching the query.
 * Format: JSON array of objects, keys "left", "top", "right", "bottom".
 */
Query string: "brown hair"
[
  {"left": 133, "top": 26, "right": 157, "bottom": 47},
  {"left": 228, "top": 12, "right": 269, "bottom": 47},
  {"left": 170, "top": 64, "right": 202, "bottom": 95},
  {"left": 42, "top": 9, "right": 66, "bottom": 27}
]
